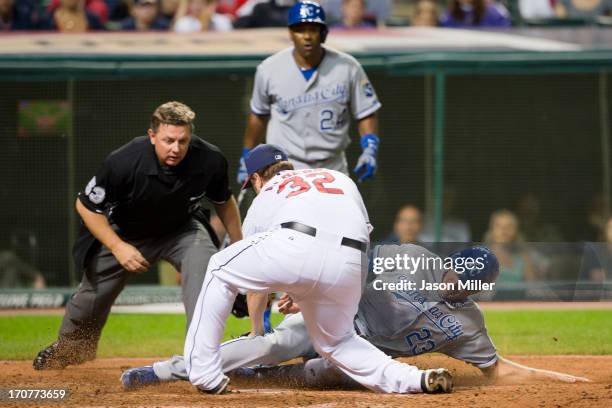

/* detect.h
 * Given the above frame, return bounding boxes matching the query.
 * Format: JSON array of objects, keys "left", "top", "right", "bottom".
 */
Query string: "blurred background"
[{"left": 0, "top": 0, "right": 611, "bottom": 303}]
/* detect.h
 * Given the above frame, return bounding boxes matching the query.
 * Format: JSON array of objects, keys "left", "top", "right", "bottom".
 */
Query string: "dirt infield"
[{"left": 1, "top": 355, "right": 610, "bottom": 407}]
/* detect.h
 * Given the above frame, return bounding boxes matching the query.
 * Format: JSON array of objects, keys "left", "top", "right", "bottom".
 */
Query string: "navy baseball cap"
[
  {"left": 241, "top": 144, "right": 289, "bottom": 190},
  {"left": 449, "top": 246, "right": 500, "bottom": 284}
]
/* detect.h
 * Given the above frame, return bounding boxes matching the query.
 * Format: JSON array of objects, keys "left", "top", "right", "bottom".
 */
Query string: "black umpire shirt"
[{"left": 73, "top": 135, "right": 231, "bottom": 270}]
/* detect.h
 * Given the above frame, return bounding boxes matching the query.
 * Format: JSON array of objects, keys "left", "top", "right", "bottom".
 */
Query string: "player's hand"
[
  {"left": 278, "top": 293, "right": 300, "bottom": 314},
  {"left": 111, "top": 241, "right": 150, "bottom": 273},
  {"left": 236, "top": 147, "right": 250, "bottom": 184},
  {"left": 354, "top": 134, "right": 379, "bottom": 183}
]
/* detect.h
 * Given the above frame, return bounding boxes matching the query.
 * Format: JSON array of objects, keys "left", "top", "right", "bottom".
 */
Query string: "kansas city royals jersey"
[
  {"left": 250, "top": 47, "right": 381, "bottom": 163},
  {"left": 242, "top": 168, "right": 372, "bottom": 242},
  {"left": 354, "top": 244, "right": 498, "bottom": 368}
]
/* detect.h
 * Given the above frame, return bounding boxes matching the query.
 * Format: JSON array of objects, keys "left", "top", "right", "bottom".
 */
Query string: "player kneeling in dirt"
[{"left": 122, "top": 244, "right": 500, "bottom": 389}]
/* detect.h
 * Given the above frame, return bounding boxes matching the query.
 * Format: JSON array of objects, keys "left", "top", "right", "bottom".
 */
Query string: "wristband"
[{"left": 360, "top": 133, "right": 380, "bottom": 152}]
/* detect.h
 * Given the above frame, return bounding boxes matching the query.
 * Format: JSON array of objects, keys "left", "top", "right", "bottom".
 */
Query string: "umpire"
[{"left": 33, "top": 101, "right": 242, "bottom": 370}]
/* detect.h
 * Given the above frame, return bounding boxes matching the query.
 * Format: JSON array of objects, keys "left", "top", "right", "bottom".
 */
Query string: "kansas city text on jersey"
[{"left": 275, "top": 84, "right": 349, "bottom": 114}]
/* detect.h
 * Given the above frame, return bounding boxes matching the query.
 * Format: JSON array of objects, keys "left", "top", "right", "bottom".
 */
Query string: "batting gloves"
[
  {"left": 354, "top": 134, "right": 379, "bottom": 183},
  {"left": 237, "top": 147, "right": 250, "bottom": 184}
]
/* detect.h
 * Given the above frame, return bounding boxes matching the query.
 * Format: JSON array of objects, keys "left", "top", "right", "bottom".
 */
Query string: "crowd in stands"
[
  {"left": 383, "top": 191, "right": 611, "bottom": 288},
  {"left": 1, "top": 0, "right": 612, "bottom": 32}
]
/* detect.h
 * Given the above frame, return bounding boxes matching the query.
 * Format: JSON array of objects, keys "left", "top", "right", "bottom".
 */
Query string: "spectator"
[
  {"left": 579, "top": 215, "right": 612, "bottom": 280},
  {"left": 319, "top": 0, "right": 391, "bottom": 25},
  {"left": 40, "top": 0, "right": 105, "bottom": 32},
  {"left": 420, "top": 187, "right": 472, "bottom": 243},
  {"left": 556, "top": 0, "right": 612, "bottom": 19},
  {"left": 120, "top": 0, "right": 170, "bottom": 30},
  {"left": 580, "top": 192, "right": 608, "bottom": 241},
  {"left": 439, "top": 0, "right": 511, "bottom": 28},
  {"left": 174, "top": 0, "right": 233, "bottom": 32},
  {"left": 0, "top": 0, "right": 37, "bottom": 30},
  {"left": 0, "top": 250, "right": 46, "bottom": 289},
  {"left": 109, "top": 0, "right": 131, "bottom": 21},
  {"left": 484, "top": 209, "right": 537, "bottom": 283},
  {"left": 331, "top": 0, "right": 375, "bottom": 29},
  {"left": 218, "top": 0, "right": 250, "bottom": 17},
  {"left": 234, "top": 0, "right": 294, "bottom": 28},
  {"left": 519, "top": 0, "right": 558, "bottom": 19},
  {"left": 412, "top": 0, "right": 439, "bottom": 26},
  {"left": 46, "top": 0, "right": 109, "bottom": 24},
  {"left": 160, "top": 0, "right": 182, "bottom": 25},
  {"left": 385, "top": 204, "right": 423, "bottom": 245},
  {"left": 516, "top": 192, "right": 563, "bottom": 242}
]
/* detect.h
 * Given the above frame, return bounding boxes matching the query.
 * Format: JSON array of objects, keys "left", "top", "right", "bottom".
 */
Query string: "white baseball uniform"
[
  {"left": 250, "top": 47, "right": 382, "bottom": 173},
  {"left": 183, "top": 168, "right": 425, "bottom": 393}
]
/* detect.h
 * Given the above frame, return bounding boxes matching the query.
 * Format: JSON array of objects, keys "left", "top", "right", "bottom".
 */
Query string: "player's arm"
[
  {"left": 247, "top": 292, "right": 269, "bottom": 336},
  {"left": 213, "top": 196, "right": 242, "bottom": 244},
  {"left": 354, "top": 113, "right": 380, "bottom": 183},
  {"left": 243, "top": 112, "right": 269, "bottom": 149},
  {"left": 357, "top": 112, "right": 379, "bottom": 137},
  {"left": 237, "top": 113, "right": 269, "bottom": 184},
  {"left": 75, "top": 198, "right": 149, "bottom": 273},
  {"left": 238, "top": 63, "right": 271, "bottom": 183}
]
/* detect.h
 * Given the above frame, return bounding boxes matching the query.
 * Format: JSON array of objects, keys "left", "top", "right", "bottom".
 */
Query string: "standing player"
[
  {"left": 122, "top": 245, "right": 498, "bottom": 388},
  {"left": 237, "top": 0, "right": 382, "bottom": 335},
  {"left": 33, "top": 101, "right": 242, "bottom": 370},
  {"left": 237, "top": 0, "right": 382, "bottom": 184},
  {"left": 180, "top": 144, "right": 452, "bottom": 395}
]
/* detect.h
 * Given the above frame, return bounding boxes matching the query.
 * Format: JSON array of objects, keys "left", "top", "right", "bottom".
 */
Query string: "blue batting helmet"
[
  {"left": 288, "top": 1, "right": 328, "bottom": 43},
  {"left": 449, "top": 246, "right": 500, "bottom": 284}
]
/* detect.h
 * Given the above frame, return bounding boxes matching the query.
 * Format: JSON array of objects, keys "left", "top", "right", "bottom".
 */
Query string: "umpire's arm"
[
  {"left": 75, "top": 199, "right": 149, "bottom": 273},
  {"left": 214, "top": 196, "right": 243, "bottom": 244}
]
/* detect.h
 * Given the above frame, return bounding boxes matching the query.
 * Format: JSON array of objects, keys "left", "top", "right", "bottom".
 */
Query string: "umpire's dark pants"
[{"left": 59, "top": 218, "right": 217, "bottom": 346}]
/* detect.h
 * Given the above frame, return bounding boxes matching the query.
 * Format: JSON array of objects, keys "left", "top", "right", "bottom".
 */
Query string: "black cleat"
[
  {"left": 421, "top": 368, "right": 453, "bottom": 393},
  {"left": 33, "top": 340, "right": 96, "bottom": 370},
  {"left": 197, "top": 376, "right": 230, "bottom": 395}
]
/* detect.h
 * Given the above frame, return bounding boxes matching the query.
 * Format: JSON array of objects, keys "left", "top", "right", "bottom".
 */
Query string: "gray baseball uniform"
[
  {"left": 250, "top": 46, "right": 381, "bottom": 173},
  {"left": 152, "top": 244, "right": 496, "bottom": 383},
  {"left": 356, "top": 244, "right": 497, "bottom": 368}
]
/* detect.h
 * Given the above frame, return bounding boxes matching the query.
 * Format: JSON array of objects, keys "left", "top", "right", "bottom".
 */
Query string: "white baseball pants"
[{"left": 183, "top": 227, "right": 423, "bottom": 393}]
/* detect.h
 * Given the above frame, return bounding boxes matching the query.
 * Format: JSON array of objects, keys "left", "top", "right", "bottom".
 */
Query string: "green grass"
[
  {"left": 0, "top": 313, "right": 285, "bottom": 360},
  {"left": 483, "top": 310, "right": 612, "bottom": 355},
  {"left": 0, "top": 310, "right": 610, "bottom": 360}
]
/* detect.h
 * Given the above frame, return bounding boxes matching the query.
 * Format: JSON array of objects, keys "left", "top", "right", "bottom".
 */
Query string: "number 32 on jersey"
[{"left": 274, "top": 170, "right": 344, "bottom": 198}]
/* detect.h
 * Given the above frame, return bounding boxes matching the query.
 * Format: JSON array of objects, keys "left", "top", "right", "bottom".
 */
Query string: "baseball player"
[
  {"left": 250, "top": 245, "right": 501, "bottom": 388},
  {"left": 122, "top": 245, "right": 498, "bottom": 389},
  {"left": 237, "top": 0, "right": 382, "bottom": 184},
  {"left": 124, "top": 144, "right": 453, "bottom": 394},
  {"left": 33, "top": 101, "right": 243, "bottom": 370}
]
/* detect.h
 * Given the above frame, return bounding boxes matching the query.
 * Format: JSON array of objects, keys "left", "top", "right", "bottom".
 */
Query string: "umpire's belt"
[{"left": 281, "top": 222, "right": 367, "bottom": 252}]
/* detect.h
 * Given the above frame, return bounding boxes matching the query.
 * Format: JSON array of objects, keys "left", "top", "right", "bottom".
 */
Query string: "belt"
[{"left": 280, "top": 222, "right": 367, "bottom": 252}]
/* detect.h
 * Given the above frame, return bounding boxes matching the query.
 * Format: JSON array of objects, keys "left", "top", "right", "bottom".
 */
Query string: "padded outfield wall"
[{"left": 0, "top": 28, "right": 610, "bottom": 299}]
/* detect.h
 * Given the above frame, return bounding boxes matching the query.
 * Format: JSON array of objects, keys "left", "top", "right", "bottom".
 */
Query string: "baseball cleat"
[
  {"left": 421, "top": 368, "right": 453, "bottom": 393},
  {"left": 121, "top": 366, "right": 160, "bottom": 390},
  {"left": 33, "top": 341, "right": 95, "bottom": 370},
  {"left": 197, "top": 375, "right": 230, "bottom": 395}
]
